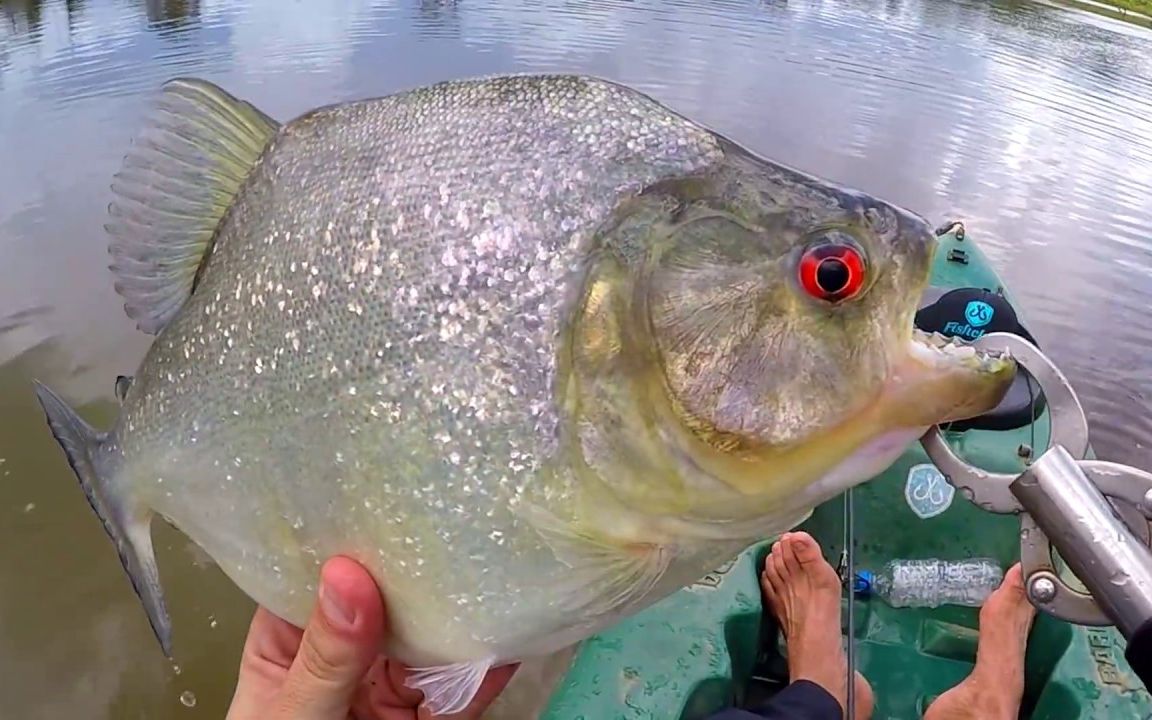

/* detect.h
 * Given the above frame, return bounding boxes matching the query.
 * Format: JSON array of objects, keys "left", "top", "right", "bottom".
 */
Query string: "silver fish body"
[{"left": 34, "top": 74, "right": 1015, "bottom": 715}]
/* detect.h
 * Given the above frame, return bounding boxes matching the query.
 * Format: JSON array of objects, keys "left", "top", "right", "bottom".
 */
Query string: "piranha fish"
[{"left": 33, "top": 74, "right": 1015, "bottom": 716}]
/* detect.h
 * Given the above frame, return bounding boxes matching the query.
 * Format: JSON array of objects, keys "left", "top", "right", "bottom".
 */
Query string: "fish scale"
[
  {"left": 133, "top": 75, "right": 723, "bottom": 652},
  {"left": 32, "top": 73, "right": 1015, "bottom": 717}
]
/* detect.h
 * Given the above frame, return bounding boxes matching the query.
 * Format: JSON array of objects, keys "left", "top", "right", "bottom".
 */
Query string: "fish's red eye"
[{"left": 798, "top": 244, "right": 867, "bottom": 303}]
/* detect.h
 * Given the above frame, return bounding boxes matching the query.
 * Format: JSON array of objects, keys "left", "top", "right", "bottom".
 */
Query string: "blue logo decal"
[
  {"left": 964, "top": 300, "right": 994, "bottom": 328},
  {"left": 904, "top": 463, "right": 955, "bottom": 519}
]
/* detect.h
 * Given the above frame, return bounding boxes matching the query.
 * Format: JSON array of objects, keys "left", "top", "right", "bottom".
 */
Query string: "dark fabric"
[
  {"left": 913, "top": 286, "right": 1047, "bottom": 432},
  {"left": 1124, "top": 616, "right": 1152, "bottom": 690},
  {"left": 913, "top": 286, "right": 1036, "bottom": 345},
  {"left": 704, "top": 680, "right": 843, "bottom": 720}
]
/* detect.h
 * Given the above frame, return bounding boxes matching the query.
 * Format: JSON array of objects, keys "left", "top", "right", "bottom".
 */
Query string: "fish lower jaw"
[
  {"left": 908, "top": 327, "right": 1011, "bottom": 372},
  {"left": 885, "top": 328, "right": 1017, "bottom": 426}
]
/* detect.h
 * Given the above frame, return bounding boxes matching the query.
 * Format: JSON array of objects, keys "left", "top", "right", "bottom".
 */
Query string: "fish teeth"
[{"left": 912, "top": 329, "right": 1009, "bottom": 363}]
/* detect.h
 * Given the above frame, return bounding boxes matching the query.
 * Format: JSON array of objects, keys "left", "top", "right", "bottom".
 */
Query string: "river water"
[{"left": 2, "top": 0, "right": 1151, "bottom": 717}]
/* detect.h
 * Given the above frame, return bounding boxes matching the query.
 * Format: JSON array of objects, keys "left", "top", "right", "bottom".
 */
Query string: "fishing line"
[
  {"left": 844, "top": 486, "right": 856, "bottom": 720},
  {"left": 1028, "top": 370, "right": 1037, "bottom": 459}
]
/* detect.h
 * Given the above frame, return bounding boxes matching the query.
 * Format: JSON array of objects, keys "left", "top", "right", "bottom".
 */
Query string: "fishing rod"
[{"left": 843, "top": 487, "right": 857, "bottom": 720}]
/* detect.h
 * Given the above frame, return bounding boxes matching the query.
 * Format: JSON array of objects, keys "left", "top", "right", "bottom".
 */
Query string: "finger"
[
  {"left": 226, "top": 608, "right": 306, "bottom": 719},
  {"left": 349, "top": 657, "right": 424, "bottom": 719},
  {"left": 272, "top": 555, "right": 386, "bottom": 719},
  {"left": 462, "top": 663, "right": 519, "bottom": 719},
  {"left": 386, "top": 657, "right": 427, "bottom": 706},
  {"left": 244, "top": 607, "right": 307, "bottom": 671}
]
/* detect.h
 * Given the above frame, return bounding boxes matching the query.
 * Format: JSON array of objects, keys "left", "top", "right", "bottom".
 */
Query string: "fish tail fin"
[
  {"left": 105, "top": 77, "right": 281, "bottom": 335},
  {"left": 32, "top": 381, "right": 172, "bottom": 657}
]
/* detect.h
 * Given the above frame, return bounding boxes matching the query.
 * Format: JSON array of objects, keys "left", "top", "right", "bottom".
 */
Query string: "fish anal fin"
[
  {"left": 32, "top": 381, "right": 173, "bottom": 656},
  {"left": 106, "top": 77, "right": 280, "bottom": 335},
  {"left": 405, "top": 658, "right": 494, "bottom": 716}
]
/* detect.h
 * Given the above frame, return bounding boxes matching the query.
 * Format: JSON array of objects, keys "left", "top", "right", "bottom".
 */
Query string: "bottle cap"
[{"left": 853, "top": 571, "right": 874, "bottom": 596}]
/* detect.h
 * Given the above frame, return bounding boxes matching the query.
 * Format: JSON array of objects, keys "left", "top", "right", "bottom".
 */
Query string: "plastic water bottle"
[{"left": 854, "top": 558, "right": 1004, "bottom": 608}]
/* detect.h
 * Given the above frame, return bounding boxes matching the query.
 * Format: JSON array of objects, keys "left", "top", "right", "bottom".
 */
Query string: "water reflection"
[
  {"left": 2, "top": 0, "right": 205, "bottom": 43},
  {"left": 1, "top": 0, "right": 1151, "bottom": 718},
  {"left": 414, "top": 0, "right": 459, "bottom": 35},
  {"left": 1, "top": 0, "right": 46, "bottom": 37},
  {"left": 143, "top": 0, "right": 200, "bottom": 28}
]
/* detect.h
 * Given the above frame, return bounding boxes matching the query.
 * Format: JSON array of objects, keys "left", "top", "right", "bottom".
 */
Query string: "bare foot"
[
  {"left": 924, "top": 563, "right": 1036, "bottom": 720},
  {"left": 761, "top": 531, "right": 874, "bottom": 720}
]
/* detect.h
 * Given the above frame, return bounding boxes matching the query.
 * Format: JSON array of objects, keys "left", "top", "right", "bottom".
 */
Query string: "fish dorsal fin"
[{"left": 105, "top": 78, "right": 280, "bottom": 334}]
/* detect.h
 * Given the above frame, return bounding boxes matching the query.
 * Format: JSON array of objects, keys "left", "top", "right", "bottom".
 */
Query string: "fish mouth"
[
  {"left": 908, "top": 327, "right": 1013, "bottom": 371},
  {"left": 892, "top": 327, "right": 1018, "bottom": 426}
]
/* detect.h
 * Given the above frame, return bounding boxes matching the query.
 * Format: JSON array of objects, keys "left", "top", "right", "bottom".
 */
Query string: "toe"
[
  {"left": 766, "top": 550, "right": 786, "bottom": 596},
  {"left": 1002, "top": 563, "right": 1024, "bottom": 591},
  {"left": 768, "top": 541, "right": 784, "bottom": 573},
  {"left": 983, "top": 563, "right": 1028, "bottom": 614},
  {"left": 760, "top": 566, "right": 774, "bottom": 596},
  {"left": 761, "top": 562, "right": 780, "bottom": 608},
  {"left": 781, "top": 534, "right": 802, "bottom": 577},
  {"left": 789, "top": 532, "right": 824, "bottom": 566}
]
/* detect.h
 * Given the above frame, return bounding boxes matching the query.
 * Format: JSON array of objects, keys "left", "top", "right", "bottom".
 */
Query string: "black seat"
[{"left": 913, "top": 287, "right": 1046, "bottom": 432}]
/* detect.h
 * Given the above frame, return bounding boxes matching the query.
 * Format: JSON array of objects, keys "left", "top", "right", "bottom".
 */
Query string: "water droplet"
[
  {"left": 23, "top": 503, "right": 35, "bottom": 513},
  {"left": 172, "top": 663, "right": 182, "bottom": 675},
  {"left": 179, "top": 691, "right": 197, "bottom": 708},
  {"left": 1142, "top": 489, "right": 1152, "bottom": 517}
]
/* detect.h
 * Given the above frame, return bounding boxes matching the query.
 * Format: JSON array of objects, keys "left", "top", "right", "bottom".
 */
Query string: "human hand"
[{"left": 226, "top": 556, "right": 517, "bottom": 719}]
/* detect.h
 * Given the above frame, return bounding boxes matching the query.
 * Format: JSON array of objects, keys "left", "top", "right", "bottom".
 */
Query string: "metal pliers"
[{"left": 920, "top": 332, "right": 1152, "bottom": 687}]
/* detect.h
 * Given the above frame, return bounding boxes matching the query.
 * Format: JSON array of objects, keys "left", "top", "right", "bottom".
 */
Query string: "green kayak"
[{"left": 540, "top": 223, "right": 1152, "bottom": 720}]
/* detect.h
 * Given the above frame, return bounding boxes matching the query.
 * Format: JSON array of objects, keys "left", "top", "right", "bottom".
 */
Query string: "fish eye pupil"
[
  {"left": 798, "top": 242, "right": 865, "bottom": 302},
  {"left": 816, "top": 257, "right": 849, "bottom": 293}
]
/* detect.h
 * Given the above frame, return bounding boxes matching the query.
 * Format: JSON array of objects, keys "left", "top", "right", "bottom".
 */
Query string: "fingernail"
[{"left": 319, "top": 580, "right": 357, "bottom": 629}]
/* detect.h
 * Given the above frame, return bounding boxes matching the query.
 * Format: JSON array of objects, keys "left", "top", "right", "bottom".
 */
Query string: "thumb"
[{"left": 273, "top": 556, "right": 386, "bottom": 719}]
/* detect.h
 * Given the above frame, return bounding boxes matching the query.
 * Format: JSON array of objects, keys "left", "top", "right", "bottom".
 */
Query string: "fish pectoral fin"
[
  {"left": 526, "top": 505, "right": 674, "bottom": 618},
  {"left": 32, "top": 381, "right": 173, "bottom": 656},
  {"left": 106, "top": 77, "right": 280, "bottom": 335},
  {"left": 404, "top": 658, "right": 496, "bottom": 716}
]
